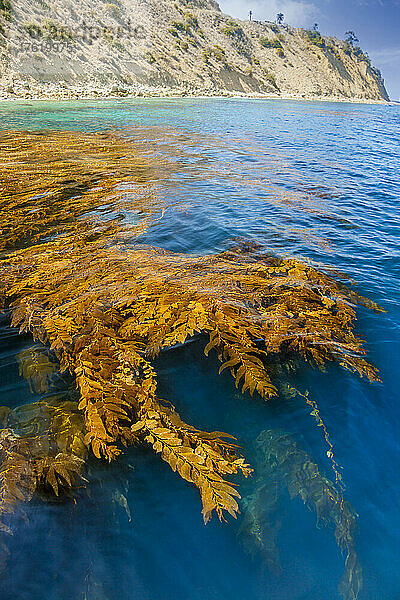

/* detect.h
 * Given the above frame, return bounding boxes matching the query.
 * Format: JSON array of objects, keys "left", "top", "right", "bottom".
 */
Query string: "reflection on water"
[{"left": 0, "top": 99, "right": 399, "bottom": 600}]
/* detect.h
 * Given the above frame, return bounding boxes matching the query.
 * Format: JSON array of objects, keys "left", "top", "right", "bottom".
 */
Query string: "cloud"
[
  {"left": 368, "top": 46, "right": 400, "bottom": 65},
  {"left": 218, "top": 0, "right": 318, "bottom": 26},
  {"left": 355, "top": 0, "right": 400, "bottom": 5}
]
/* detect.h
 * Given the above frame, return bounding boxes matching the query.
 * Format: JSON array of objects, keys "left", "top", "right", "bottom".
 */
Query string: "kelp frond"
[
  {"left": 17, "top": 346, "right": 59, "bottom": 394},
  {"left": 0, "top": 397, "right": 86, "bottom": 534},
  {"left": 242, "top": 430, "right": 363, "bottom": 600},
  {"left": 0, "top": 131, "right": 382, "bottom": 525}
]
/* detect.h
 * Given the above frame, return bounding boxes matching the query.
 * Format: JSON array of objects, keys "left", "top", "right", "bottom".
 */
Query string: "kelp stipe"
[
  {"left": 290, "top": 386, "right": 345, "bottom": 491},
  {"left": 240, "top": 429, "right": 362, "bottom": 600}
]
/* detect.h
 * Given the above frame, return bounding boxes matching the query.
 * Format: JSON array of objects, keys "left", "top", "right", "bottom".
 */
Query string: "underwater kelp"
[
  {"left": 0, "top": 131, "right": 383, "bottom": 597},
  {"left": 17, "top": 346, "right": 60, "bottom": 394},
  {"left": 0, "top": 394, "right": 86, "bottom": 531},
  {"left": 240, "top": 430, "right": 362, "bottom": 600}
]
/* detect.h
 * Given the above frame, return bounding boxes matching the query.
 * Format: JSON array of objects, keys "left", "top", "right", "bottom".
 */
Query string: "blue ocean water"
[{"left": 0, "top": 98, "right": 399, "bottom": 600}]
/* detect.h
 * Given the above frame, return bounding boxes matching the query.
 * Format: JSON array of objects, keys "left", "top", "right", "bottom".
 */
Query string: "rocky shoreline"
[{"left": 0, "top": 82, "right": 390, "bottom": 104}]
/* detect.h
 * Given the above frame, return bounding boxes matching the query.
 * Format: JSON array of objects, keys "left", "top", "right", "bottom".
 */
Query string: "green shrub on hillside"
[
  {"left": 202, "top": 45, "right": 226, "bottom": 63},
  {"left": 305, "top": 29, "right": 326, "bottom": 49},
  {"left": 170, "top": 13, "right": 201, "bottom": 38},
  {"left": 212, "top": 44, "right": 226, "bottom": 61},
  {"left": 262, "top": 69, "right": 278, "bottom": 88},
  {"left": 259, "top": 37, "right": 282, "bottom": 49},
  {"left": 24, "top": 23, "right": 43, "bottom": 38},
  {"left": 0, "top": 0, "right": 11, "bottom": 20},
  {"left": 353, "top": 46, "right": 371, "bottom": 64},
  {"left": 185, "top": 12, "right": 198, "bottom": 29},
  {"left": 343, "top": 41, "right": 371, "bottom": 65},
  {"left": 202, "top": 47, "right": 212, "bottom": 62},
  {"left": 174, "top": 3, "right": 184, "bottom": 14},
  {"left": 171, "top": 20, "right": 189, "bottom": 32},
  {"left": 144, "top": 51, "right": 156, "bottom": 64},
  {"left": 43, "top": 21, "right": 73, "bottom": 41},
  {"left": 221, "top": 19, "right": 244, "bottom": 39},
  {"left": 112, "top": 40, "right": 127, "bottom": 53}
]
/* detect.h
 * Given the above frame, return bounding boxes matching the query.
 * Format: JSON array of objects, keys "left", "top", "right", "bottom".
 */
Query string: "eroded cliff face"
[{"left": 0, "top": 0, "right": 389, "bottom": 100}]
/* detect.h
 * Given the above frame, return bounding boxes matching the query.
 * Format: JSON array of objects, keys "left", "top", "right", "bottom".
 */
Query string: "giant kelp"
[
  {"left": 0, "top": 129, "right": 166, "bottom": 252},
  {"left": 240, "top": 430, "right": 362, "bottom": 600},
  {"left": 0, "top": 394, "right": 86, "bottom": 535},
  {"left": 0, "top": 131, "right": 382, "bottom": 534}
]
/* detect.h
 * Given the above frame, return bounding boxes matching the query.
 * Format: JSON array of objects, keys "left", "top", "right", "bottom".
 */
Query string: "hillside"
[{"left": 0, "top": 0, "right": 389, "bottom": 100}]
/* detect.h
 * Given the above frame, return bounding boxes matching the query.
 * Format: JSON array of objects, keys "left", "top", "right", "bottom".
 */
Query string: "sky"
[{"left": 218, "top": 0, "right": 400, "bottom": 100}]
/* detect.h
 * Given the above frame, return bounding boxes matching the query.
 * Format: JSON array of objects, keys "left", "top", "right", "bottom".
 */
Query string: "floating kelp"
[
  {"left": 0, "top": 130, "right": 166, "bottom": 252},
  {"left": 240, "top": 429, "right": 362, "bottom": 600},
  {"left": 0, "top": 130, "right": 383, "bottom": 527}
]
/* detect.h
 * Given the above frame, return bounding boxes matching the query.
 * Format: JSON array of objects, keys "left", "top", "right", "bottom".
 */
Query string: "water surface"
[{"left": 0, "top": 98, "right": 399, "bottom": 600}]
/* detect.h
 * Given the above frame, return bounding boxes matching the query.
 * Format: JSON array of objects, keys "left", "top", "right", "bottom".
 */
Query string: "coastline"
[{"left": 0, "top": 85, "right": 391, "bottom": 105}]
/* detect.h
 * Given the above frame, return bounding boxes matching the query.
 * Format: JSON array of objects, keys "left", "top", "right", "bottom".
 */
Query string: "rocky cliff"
[{"left": 0, "top": 0, "right": 389, "bottom": 100}]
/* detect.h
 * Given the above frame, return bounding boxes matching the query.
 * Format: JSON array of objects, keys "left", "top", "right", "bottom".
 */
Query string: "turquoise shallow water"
[{"left": 0, "top": 98, "right": 399, "bottom": 600}]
